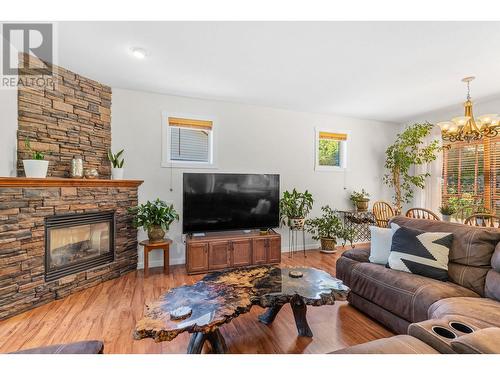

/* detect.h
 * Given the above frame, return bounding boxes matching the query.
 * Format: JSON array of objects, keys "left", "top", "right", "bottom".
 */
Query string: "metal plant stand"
[
  {"left": 337, "top": 210, "right": 376, "bottom": 247},
  {"left": 288, "top": 227, "right": 306, "bottom": 258}
]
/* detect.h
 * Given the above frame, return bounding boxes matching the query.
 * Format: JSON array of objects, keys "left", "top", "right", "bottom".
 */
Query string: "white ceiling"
[{"left": 57, "top": 21, "right": 500, "bottom": 123}]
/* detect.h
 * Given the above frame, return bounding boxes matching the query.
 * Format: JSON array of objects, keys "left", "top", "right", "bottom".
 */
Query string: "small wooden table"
[{"left": 139, "top": 239, "right": 172, "bottom": 276}]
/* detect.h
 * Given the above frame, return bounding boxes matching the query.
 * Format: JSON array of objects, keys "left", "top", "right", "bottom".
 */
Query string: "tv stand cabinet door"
[
  {"left": 268, "top": 237, "right": 281, "bottom": 263},
  {"left": 231, "top": 239, "right": 252, "bottom": 267},
  {"left": 252, "top": 238, "right": 268, "bottom": 265},
  {"left": 187, "top": 242, "right": 209, "bottom": 273},
  {"left": 209, "top": 241, "right": 231, "bottom": 270}
]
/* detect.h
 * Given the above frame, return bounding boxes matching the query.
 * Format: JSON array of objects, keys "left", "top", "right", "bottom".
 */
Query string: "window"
[
  {"left": 315, "top": 130, "right": 347, "bottom": 170},
  {"left": 442, "top": 136, "right": 499, "bottom": 215},
  {"left": 162, "top": 114, "right": 214, "bottom": 167}
]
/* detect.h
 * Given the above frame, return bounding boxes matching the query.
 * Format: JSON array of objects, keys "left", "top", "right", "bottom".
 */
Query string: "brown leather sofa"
[
  {"left": 336, "top": 216, "right": 500, "bottom": 334},
  {"left": 332, "top": 326, "right": 500, "bottom": 354}
]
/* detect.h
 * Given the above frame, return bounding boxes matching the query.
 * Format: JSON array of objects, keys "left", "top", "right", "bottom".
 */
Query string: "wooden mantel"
[{"left": 0, "top": 177, "right": 143, "bottom": 188}]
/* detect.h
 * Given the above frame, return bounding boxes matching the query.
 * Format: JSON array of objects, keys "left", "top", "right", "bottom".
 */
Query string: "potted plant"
[
  {"left": 438, "top": 204, "right": 456, "bottom": 222},
  {"left": 349, "top": 189, "right": 370, "bottom": 212},
  {"left": 305, "top": 206, "right": 344, "bottom": 253},
  {"left": 22, "top": 138, "right": 49, "bottom": 178},
  {"left": 128, "top": 199, "right": 179, "bottom": 242},
  {"left": 108, "top": 149, "right": 125, "bottom": 180},
  {"left": 383, "top": 123, "right": 442, "bottom": 214},
  {"left": 279, "top": 189, "right": 314, "bottom": 229}
]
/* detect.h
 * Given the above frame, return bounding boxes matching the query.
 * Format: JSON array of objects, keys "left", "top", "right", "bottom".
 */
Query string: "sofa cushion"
[
  {"left": 428, "top": 297, "right": 500, "bottom": 327},
  {"left": 450, "top": 327, "right": 500, "bottom": 354},
  {"left": 348, "top": 262, "right": 479, "bottom": 322},
  {"left": 485, "top": 243, "right": 500, "bottom": 301},
  {"left": 330, "top": 335, "right": 439, "bottom": 354},
  {"left": 390, "top": 216, "right": 500, "bottom": 296},
  {"left": 10, "top": 340, "right": 104, "bottom": 354},
  {"left": 340, "top": 248, "right": 370, "bottom": 263},
  {"left": 388, "top": 226, "right": 452, "bottom": 281}
]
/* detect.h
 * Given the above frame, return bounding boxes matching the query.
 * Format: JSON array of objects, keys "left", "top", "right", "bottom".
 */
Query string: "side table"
[{"left": 139, "top": 239, "right": 172, "bottom": 276}]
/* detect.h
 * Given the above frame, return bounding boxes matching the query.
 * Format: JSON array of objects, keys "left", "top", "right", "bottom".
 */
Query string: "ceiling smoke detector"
[{"left": 130, "top": 47, "right": 147, "bottom": 59}]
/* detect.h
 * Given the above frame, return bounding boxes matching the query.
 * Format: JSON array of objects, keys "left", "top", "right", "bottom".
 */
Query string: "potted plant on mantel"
[
  {"left": 279, "top": 189, "right": 314, "bottom": 229},
  {"left": 349, "top": 189, "right": 370, "bottom": 212},
  {"left": 128, "top": 199, "right": 179, "bottom": 242},
  {"left": 305, "top": 206, "right": 345, "bottom": 253},
  {"left": 22, "top": 138, "right": 49, "bottom": 178},
  {"left": 108, "top": 149, "right": 125, "bottom": 180}
]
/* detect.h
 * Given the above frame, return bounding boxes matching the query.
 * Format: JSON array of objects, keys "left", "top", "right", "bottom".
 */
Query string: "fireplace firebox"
[{"left": 45, "top": 211, "right": 115, "bottom": 281}]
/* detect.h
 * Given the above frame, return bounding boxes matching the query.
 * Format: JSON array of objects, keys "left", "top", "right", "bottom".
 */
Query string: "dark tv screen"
[{"left": 183, "top": 173, "right": 280, "bottom": 233}]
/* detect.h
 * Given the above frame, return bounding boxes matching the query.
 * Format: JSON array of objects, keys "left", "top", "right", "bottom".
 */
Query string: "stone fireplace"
[
  {"left": 45, "top": 211, "right": 115, "bottom": 282},
  {"left": 0, "top": 56, "right": 143, "bottom": 320},
  {"left": 0, "top": 179, "right": 142, "bottom": 320}
]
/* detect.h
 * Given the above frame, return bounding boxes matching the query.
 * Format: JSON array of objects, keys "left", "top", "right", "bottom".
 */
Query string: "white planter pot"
[
  {"left": 442, "top": 214, "right": 451, "bottom": 222},
  {"left": 111, "top": 168, "right": 124, "bottom": 180},
  {"left": 23, "top": 160, "right": 49, "bottom": 178}
]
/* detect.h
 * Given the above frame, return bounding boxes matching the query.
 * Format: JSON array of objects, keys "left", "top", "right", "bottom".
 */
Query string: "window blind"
[
  {"left": 167, "top": 117, "right": 211, "bottom": 163},
  {"left": 442, "top": 136, "right": 499, "bottom": 215},
  {"left": 168, "top": 117, "right": 213, "bottom": 130},
  {"left": 319, "top": 132, "right": 347, "bottom": 141}
]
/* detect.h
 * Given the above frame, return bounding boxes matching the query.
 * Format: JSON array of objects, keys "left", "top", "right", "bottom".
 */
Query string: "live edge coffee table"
[{"left": 133, "top": 266, "right": 350, "bottom": 354}]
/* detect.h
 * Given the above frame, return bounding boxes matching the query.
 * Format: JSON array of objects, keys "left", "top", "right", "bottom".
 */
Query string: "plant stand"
[
  {"left": 288, "top": 227, "right": 306, "bottom": 258},
  {"left": 337, "top": 210, "right": 376, "bottom": 247}
]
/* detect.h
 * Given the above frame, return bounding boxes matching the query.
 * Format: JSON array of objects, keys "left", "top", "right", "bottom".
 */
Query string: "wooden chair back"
[
  {"left": 455, "top": 205, "right": 486, "bottom": 223},
  {"left": 372, "top": 201, "right": 394, "bottom": 228},
  {"left": 405, "top": 208, "right": 440, "bottom": 221},
  {"left": 464, "top": 214, "right": 500, "bottom": 228}
]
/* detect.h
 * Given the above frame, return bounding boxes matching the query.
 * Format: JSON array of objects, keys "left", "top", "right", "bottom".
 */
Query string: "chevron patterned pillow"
[{"left": 388, "top": 226, "right": 453, "bottom": 281}]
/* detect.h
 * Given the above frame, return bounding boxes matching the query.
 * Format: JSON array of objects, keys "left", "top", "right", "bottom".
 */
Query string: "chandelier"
[{"left": 437, "top": 77, "right": 499, "bottom": 143}]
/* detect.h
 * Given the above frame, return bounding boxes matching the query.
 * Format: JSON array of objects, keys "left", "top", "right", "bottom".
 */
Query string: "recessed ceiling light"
[{"left": 131, "top": 47, "right": 147, "bottom": 59}]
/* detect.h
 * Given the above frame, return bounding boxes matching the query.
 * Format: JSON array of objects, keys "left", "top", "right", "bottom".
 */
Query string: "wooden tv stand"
[{"left": 185, "top": 229, "right": 281, "bottom": 274}]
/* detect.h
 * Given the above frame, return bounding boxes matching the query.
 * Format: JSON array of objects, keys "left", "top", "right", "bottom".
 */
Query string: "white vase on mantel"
[
  {"left": 111, "top": 167, "right": 124, "bottom": 180},
  {"left": 23, "top": 160, "right": 49, "bottom": 178}
]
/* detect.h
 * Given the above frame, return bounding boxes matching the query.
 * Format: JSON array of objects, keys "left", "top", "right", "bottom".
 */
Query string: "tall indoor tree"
[{"left": 383, "top": 122, "right": 442, "bottom": 214}]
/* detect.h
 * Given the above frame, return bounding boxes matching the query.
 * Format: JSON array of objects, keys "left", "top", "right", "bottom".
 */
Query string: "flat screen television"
[{"left": 183, "top": 173, "right": 280, "bottom": 233}]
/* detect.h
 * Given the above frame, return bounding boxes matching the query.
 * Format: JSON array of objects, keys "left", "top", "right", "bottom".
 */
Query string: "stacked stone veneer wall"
[
  {"left": 0, "top": 186, "right": 138, "bottom": 320},
  {"left": 16, "top": 53, "right": 112, "bottom": 178}
]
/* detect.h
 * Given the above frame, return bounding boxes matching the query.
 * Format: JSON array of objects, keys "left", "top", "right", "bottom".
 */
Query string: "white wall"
[
  {"left": 111, "top": 88, "right": 398, "bottom": 268},
  {"left": 0, "top": 88, "right": 18, "bottom": 176}
]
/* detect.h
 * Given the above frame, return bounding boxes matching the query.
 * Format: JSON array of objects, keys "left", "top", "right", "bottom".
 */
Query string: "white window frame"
[
  {"left": 314, "top": 127, "right": 348, "bottom": 172},
  {"left": 161, "top": 111, "right": 217, "bottom": 169}
]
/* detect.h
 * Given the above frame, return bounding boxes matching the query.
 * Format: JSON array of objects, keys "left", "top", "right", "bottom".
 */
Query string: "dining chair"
[
  {"left": 372, "top": 201, "right": 395, "bottom": 228},
  {"left": 405, "top": 208, "right": 440, "bottom": 221},
  {"left": 464, "top": 213, "right": 500, "bottom": 228}
]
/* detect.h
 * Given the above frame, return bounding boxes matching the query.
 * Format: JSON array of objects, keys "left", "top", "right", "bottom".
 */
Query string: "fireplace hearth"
[{"left": 45, "top": 211, "right": 115, "bottom": 282}]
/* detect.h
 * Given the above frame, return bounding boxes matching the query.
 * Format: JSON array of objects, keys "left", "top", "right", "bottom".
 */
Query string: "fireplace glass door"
[{"left": 45, "top": 212, "right": 115, "bottom": 281}]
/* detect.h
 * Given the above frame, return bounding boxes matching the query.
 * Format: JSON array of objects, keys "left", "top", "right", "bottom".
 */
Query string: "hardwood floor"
[{"left": 0, "top": 246, "right": 393, "bottom": 354}]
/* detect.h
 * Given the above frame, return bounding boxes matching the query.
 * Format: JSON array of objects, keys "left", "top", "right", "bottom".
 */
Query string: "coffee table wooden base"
[
  {"left": 258, "top": 295, "right": 313, "bottom": 337},
  {"left": 187, "top": 329, "right": 227, "bottom": 354}
]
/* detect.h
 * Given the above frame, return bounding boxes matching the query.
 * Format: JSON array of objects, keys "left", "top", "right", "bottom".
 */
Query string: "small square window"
[
  {"left": 162, "top": 114, "right": 215, "bottom": 168},
  {"left": 315, "top": 130, "right": 347, "bottom": 171}
]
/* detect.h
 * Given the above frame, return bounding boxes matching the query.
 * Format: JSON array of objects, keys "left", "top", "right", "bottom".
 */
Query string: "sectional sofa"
[{"left": 334, "top": 216, "right": 500, "bottom": 354}]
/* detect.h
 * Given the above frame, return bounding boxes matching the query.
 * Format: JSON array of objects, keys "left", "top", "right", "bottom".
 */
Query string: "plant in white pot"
[
  {"left": 279, "top": 189, "right": 314, "bottom": 230},
  {"left": 22, "top": 138, "right": 49, "bottom": 178},
  {"left": 128, "top": 199, "right": 179, "bottom": 243},
  {"left": 438, "top": 203, "right": 456, "bottom": 222},
  {"left": 108, "top": 149, "right": 125, "bottom": 180}
]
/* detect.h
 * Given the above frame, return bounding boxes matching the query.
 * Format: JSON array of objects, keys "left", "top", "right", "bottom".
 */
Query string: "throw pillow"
[
  {"left": 388, "top": 226, "right": 453, "bottom": 281},
  {"left": 369, "top": 226, "right": 393, "bottom": 264}
]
